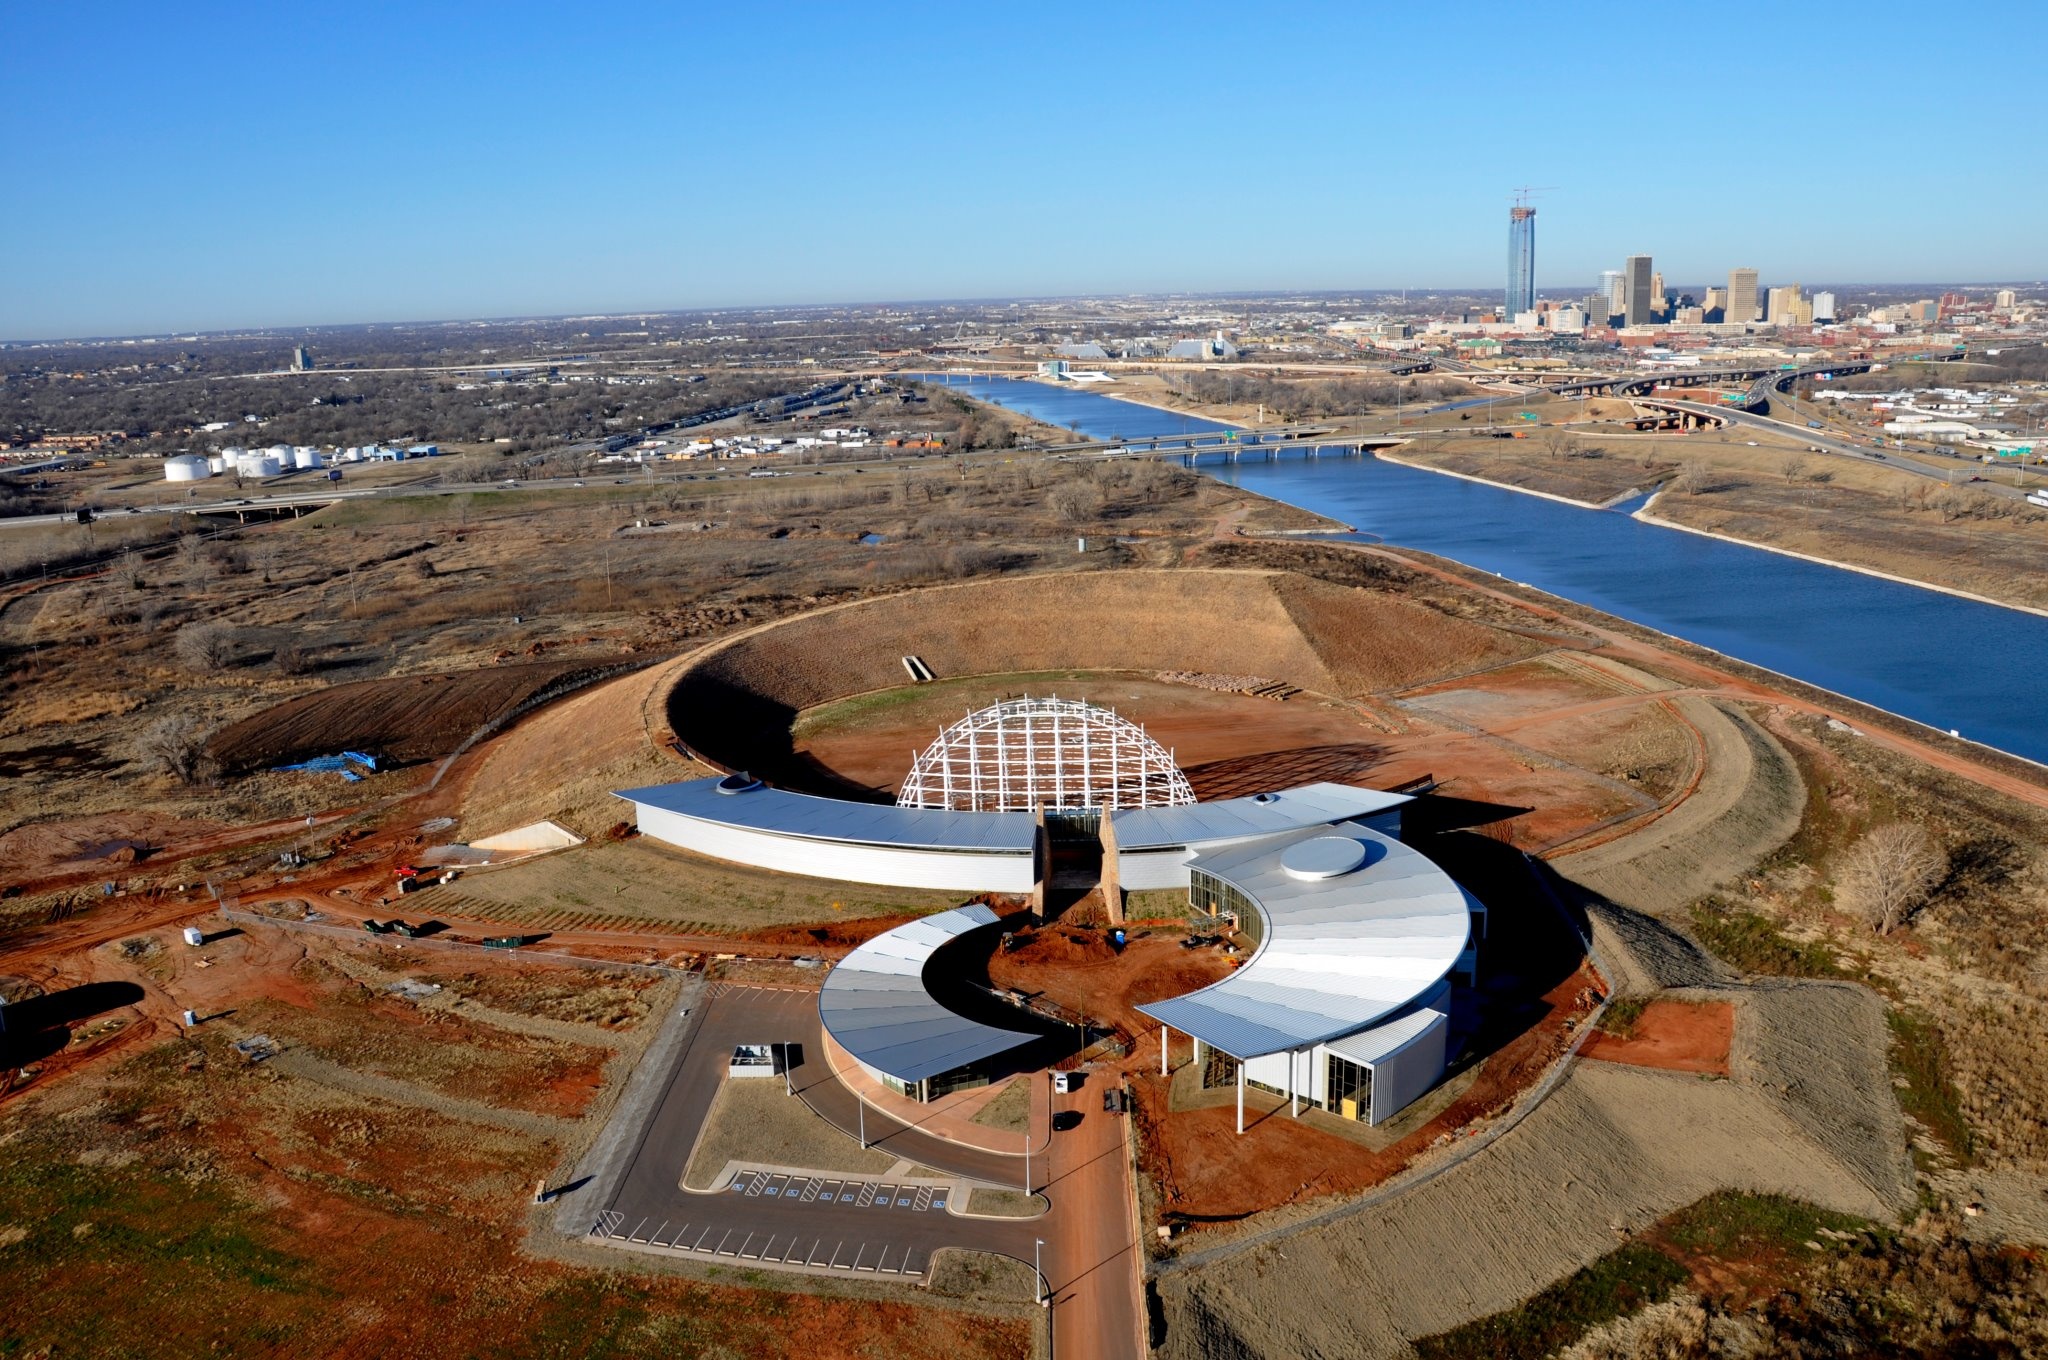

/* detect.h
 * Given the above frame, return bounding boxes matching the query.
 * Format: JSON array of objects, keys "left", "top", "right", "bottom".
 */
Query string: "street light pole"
[
  {"left": 1035, "top": 1237, "right": 1047, "bottom": 1308},
  {"left": 858, "top": 1100, "right": 865, "bottom": 1149}
]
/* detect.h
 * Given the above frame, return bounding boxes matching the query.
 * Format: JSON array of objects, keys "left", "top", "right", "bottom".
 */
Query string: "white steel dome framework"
[{"left": 896, "top": 696, "right": 1196, "bottom": 814}]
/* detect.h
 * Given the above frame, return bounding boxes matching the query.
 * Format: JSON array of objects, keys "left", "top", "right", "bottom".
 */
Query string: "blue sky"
[{"left": 4, "top": 0, "right": 2043, "bottom": 339}]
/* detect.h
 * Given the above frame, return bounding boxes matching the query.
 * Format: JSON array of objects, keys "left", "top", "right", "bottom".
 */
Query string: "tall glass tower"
[{"left": 1506, "top": 206, "right": 1536, "bottom": 317}]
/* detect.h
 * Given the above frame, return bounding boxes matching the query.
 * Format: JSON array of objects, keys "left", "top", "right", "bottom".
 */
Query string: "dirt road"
[{"left": 1354, "top": 544, "right": 2048, "bottom": 812}]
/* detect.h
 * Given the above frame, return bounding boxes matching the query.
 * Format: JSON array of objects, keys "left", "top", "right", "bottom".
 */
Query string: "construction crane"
[{"left": 1511, "top": 185, "right": 1557, "bottom": 210}]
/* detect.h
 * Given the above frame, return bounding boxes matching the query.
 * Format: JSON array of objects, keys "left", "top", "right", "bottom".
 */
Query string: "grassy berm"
[{"left": 1417, "top": 1192, "right": 2048, "bottom": 1359}]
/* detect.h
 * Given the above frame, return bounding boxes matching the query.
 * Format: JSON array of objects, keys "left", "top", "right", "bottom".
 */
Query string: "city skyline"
[{"left": 5, "top": 1, "right": 2045, "bottom": 340}]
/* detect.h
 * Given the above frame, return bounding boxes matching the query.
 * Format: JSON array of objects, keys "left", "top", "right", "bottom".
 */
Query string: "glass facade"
[
  {"left": 1506, "top": 207, "right": 1536, "bottom": 317},
  {"left": 1188, "top": 869, "right": 1262, "bottom": 948},
  {"left": 1326, "top": 1053, "right": 1372, "bottom": 1121}
]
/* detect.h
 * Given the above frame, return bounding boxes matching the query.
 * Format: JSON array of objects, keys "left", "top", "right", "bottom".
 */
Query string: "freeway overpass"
[{"left": 1551, "top": 360, "right": 1876, "bottom": 408}]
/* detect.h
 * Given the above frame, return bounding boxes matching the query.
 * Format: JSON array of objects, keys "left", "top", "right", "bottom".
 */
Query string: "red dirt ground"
[
  {"left": 792, "top": 677, "right": 1391, "bottom": 800},
  {"left": 1582, "top": 999, "right": 1735, "bottom": 1075},
  {"left": 988, "top": 926, "right": 1235, "bottom": 1041},
  {"left": 1130, "top": 961, "right": 1603, "bottom": 1227}
]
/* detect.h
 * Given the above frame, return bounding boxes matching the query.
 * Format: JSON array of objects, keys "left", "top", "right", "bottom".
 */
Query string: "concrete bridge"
[{"left": 1551, "top": 360, "right": 1875, "bottom": 410}]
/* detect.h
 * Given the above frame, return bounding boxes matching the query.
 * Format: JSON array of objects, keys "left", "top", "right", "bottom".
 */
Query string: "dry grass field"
[
  {"left": 405, "top": 838, "right": 966, "bottom": 937},
  {"left": 0, "top": 932, "right": 1026, "bottom": 1359},
  {"left": 683, "top": 1079, "right": 896, "bottom": 1189}
]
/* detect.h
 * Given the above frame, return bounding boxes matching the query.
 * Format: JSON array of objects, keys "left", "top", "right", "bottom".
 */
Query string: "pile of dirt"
[
  {"left": 208, "top": 659, "right": 604, "bottom": 772},
  {"left": 743, "top": 915, "right": 921, "bottom": 949}
]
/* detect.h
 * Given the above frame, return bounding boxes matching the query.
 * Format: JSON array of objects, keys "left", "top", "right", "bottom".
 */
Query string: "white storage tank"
[
  {"left": 164, "top": 455, "right": 212, "bottom": 482},
  {"left": 239, "top": 453, "right": 282, "bottom": 478},
  {"left": 292, "top": 447, "right": 323, "bottom": 469},
  {"left": 206, "top": 454, "right": 227, "bottom": 473},
  {"left": 265, "top": 444, "right": 293, "bottom": 462}
]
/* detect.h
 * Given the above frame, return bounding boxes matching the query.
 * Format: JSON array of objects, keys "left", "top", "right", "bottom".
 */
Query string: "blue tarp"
[{"left": 275, "top": 752, "right": 379, "bottom": 778}]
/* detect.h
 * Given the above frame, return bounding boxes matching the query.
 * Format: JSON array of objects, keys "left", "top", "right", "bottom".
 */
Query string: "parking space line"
[
  {"left": 829, "top": 1241, "right": 844, "bottom": 1268},
  {"left": 851, "top": 1244, "right": 868, "bottom": 1271}
]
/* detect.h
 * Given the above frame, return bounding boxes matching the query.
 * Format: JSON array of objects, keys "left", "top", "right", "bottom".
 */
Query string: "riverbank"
[
  {"left": 1380, "top": 437, "right": 2048, "bottom": 616},
  {"left": 1635, "top": 496, "right": 2048, "bottom": 622},
  {"left": 1376, "top": 448, "right": 1612, "bottom": 511}
]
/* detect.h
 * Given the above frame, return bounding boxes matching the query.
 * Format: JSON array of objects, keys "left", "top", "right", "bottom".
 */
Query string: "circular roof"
[{"left": 1280, "top": 835, "right": 1368, "bottom": 880}]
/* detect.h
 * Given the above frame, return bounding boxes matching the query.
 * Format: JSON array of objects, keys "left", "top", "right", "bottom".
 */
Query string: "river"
[{"left": 918, "top": 375, "right": 2048, "bottom": 766}]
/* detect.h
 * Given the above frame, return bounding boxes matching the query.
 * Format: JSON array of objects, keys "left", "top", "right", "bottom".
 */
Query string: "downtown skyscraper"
[
  {"left": 1623, "top": 254, "right": 1653, "bottom": 327},
  {"left": 1506, "top": 205, "right": 1536, "bottom": 317}
]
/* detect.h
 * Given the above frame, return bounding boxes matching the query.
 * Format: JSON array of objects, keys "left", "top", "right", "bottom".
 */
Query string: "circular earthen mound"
[{"left": 664, "top": 567, "right": 1531, "bottom": 792}]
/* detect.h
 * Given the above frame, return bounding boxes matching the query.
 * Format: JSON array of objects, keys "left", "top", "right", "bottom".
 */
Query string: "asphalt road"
[
  {"left": 585, "top": 979, "right": 1143, "bottom": 1358},
  {"left": 593, "top": 983, "right": 1039, "bottom": 1270},
  {"left": 1656, "top": 398, "right": 2032, "bottom": 496}
]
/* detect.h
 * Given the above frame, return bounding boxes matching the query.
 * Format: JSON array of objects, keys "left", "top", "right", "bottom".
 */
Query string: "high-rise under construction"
[{"left": 1506, "top": 205, "right": 1536, "bottom": 318}]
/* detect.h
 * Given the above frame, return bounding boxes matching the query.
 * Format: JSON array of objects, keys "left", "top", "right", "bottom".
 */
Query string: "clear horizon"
[{"left": 6, "top": 0, "right": 2043, "bottom": 341}]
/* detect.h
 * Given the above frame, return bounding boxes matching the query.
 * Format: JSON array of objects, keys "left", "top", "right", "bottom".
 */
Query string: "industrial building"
[{"left": 617, "top": 700, "right": 1480, "bottom": 1123}]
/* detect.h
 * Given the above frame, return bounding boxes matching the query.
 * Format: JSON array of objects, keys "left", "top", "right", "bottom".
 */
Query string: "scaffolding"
[{"left": 896, "top": 697, "right": 1196, "bottom": 814}]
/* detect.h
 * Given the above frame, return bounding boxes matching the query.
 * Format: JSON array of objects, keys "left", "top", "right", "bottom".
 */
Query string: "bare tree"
[
  {"left": 175, "top": 621, "right": 240, "bottom": 669},
  {"left": 1780, "top": 455, "right": 1809, "bottom": 483},
  {"left": 1048, "top": 483, "right": 1101, "bottom": 524},
  {"left": 1672, "top": 460, "right": 1713, "bottom": 495},
  {"left": 1839, "top": 823, "right": 1945, "bottom": 934},
  {"left": 139, "top": 713, "right": 210, "bottom": 784}
]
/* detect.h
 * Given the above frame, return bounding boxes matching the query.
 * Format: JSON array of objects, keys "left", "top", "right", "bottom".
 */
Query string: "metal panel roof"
[
  {"left": 1138, "top": 823, "right": 1468, "bottom": 1059},
  {"left": 818, "top": 905, "right": 1040, "bottom": 1084},
  {"left": 616, "top": 777, "right": 1038, "bottom": 853},
  {"left": 1325, "top": 984, "right": 1452, "bottom": 1068},
  {"left": 1109, "top": 782, "right": 1410, "bottom": 851}
]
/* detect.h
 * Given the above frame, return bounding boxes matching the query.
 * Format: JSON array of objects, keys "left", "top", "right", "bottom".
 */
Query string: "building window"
[{"left": 1325, "top": 1054, "right": 1371, "bottom": 1122}]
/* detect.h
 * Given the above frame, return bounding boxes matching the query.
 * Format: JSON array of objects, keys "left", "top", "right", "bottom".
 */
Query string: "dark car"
[{"left": 1052, "top": 1111, "right": 1084, "bottom": 1132}]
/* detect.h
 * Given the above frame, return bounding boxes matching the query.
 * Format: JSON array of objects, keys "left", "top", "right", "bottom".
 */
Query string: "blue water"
[{"left": 923, "top": 375, "right": 2048, "bottom": 765}]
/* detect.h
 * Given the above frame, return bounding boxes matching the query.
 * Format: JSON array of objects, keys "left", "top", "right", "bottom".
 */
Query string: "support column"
[
  {"left": 1235, "top": 1059, "right": 1244, "bottom": 1135},
  {"left": 1289, "top": 1050, "right": 1298, "bottom": 1118},
  {"left": 1160, "top": 1026, "right": 1170, "bottom": 1076}
]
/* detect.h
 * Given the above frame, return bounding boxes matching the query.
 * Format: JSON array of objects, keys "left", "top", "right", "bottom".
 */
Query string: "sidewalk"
[{"left": 820, "top": 1029, "right": 1049, "bottom": 1158}]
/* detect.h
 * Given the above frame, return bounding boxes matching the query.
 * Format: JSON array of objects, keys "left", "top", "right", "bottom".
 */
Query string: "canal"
[{"left": 920, "top": 375, "right": 2048, "bottom": 766}]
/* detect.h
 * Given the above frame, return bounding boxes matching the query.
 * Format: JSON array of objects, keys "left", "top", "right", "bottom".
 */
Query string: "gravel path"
[{"left": 1553, "top": 698, "right": 1802, "bottom": 921}]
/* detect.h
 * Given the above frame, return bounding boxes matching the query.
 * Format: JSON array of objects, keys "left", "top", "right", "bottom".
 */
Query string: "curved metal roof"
[
  {"left": 1109, "top": 782, "right": 1409, "bottom": 851},
  {"left": 818, "top": 905, "right": 1040, "bottom": 1084},
  {"left": 1137, "top": 823, "right": 1470, "bottom": 1059},
  {"left": 615, "top": 777, "right": 1037, "bottom": 853}
]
